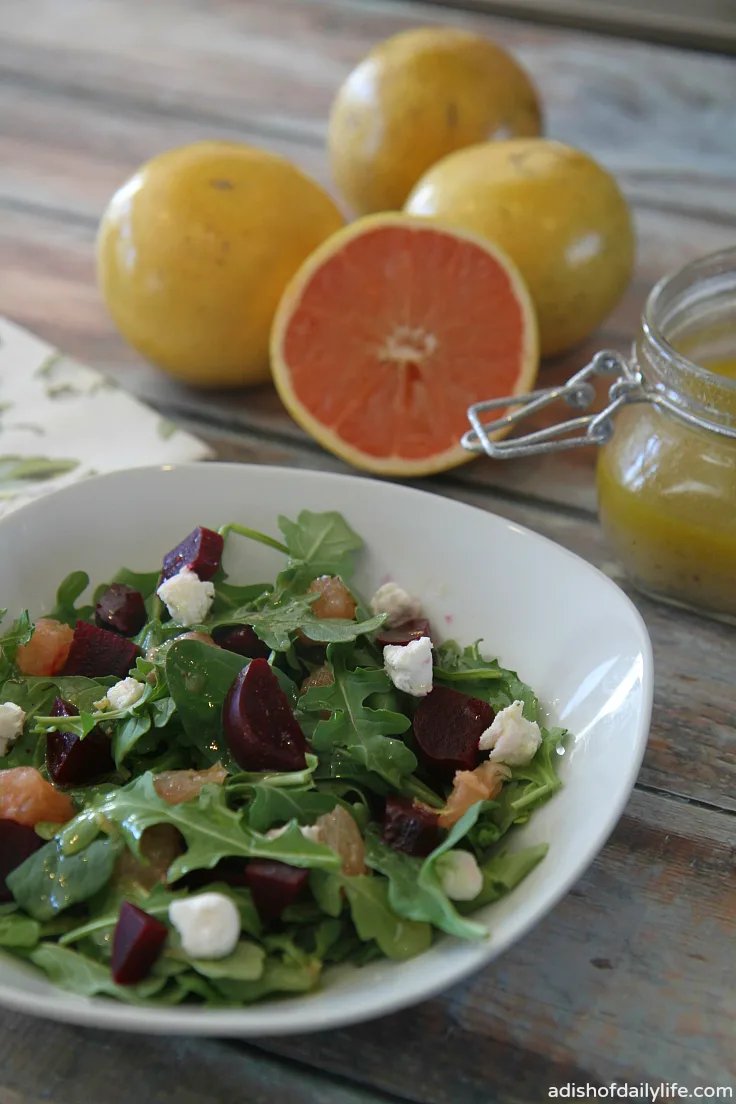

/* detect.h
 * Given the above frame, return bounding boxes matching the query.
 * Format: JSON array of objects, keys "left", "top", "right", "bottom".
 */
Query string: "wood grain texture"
[
  {"left": 1, "top": 1, "right": 736, "bottom": 1100},
  {"left": 0, "top": 1015, "right": 392, "bottom": 1104}
]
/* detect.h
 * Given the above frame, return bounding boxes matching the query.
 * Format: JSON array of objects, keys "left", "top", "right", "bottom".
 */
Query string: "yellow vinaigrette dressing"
[{"left": 596, "top": 256, "right": 736, "bottom": 623}]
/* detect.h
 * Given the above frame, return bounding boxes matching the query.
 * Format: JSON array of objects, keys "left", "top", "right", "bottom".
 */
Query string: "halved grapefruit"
[{"left": 270, "top": 213, "right": 538, "bottom": 476}]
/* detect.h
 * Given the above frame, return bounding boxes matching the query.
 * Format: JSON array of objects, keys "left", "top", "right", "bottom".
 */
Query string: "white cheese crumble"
[
  {"left": 157, "top": 565, "right": 215, "bottom": 628},
  {"left": 370, "top": 582, "right": 423, "bottom": 627},
  {"left": 436, "top": 850, "right": 484, "bottom": 901},
  {"left": 383, "top": 636, "right": 433, "bottom": 697},
  {"left": 0, "top": 702, "right": 26, "bottom": 757},
  {"left": 106, "top": 677, "right": 146, "bottom": 712},
  {"left": 168, "top": 892, "right": 240, "bottom": 959},
  {"left": 479, "top": 700, "right": 542, "bottom": 766}
]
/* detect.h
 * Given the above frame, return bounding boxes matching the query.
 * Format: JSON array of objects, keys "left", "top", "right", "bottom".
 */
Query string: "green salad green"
[{"left": 0, "top": 510, "right": 566, "bottom": 1006}]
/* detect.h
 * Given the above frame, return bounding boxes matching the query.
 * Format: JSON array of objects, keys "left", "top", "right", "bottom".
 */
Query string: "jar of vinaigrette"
[{"left": 462, "top": 247, "right": 736, "bottom": 624}]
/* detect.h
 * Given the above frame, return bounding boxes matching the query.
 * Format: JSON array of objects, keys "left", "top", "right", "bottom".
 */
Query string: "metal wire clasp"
[{"left": 463, "top": 350, "right": 646, "bottom": 459}]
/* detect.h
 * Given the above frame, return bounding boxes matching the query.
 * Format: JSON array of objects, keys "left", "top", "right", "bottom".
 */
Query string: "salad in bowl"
[{"left": 0, "top": 509, "right": 564, "bottom": 1008}]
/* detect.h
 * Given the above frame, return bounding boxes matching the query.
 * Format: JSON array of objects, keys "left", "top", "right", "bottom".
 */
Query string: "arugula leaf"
[
  {"left": 91, "top": 774, "right": 341, "bottom": 881},
  {"left": 434, "top": 641, "right": 538, "bottom": 720},
  {"left": 178, "top": 941, "right": 265, "bottom": 982},
  {"left": 226, "top": 754, "right": 318, "bottom": 792},
  {"left": 509, "top": 728, "right": 566, "bottom": 810},
  {"left": 310, "top": 917, "right": 345, "bottom": 959},
  {"left": 309, "top": 870, "right": 344, "bottom": 918},
  {"left": 297, "top": 610, "right": 386, "bottom": 645},
  {"left": 0, "top": 609, "right": 33, "bottom": 658},
  {"left": 342, "top": 876, "right": 432, "bottom": 960},
  {"left": 220, "top": 594, "right": 315, "bottom": 652},
  {"left": 209, "top": 580, "right": 273, "bottom": 622},
  {"left": 300, "top": 643, "right": 415, "bottom": 788},
  {"left": 364, "top": 805, "right": 488, "bottom": 941},
  {"left": 30, "top": 944, "right": 166, "bottom": 1003},
  {"left": 0, "top": 912, "right": 41, "bottom": 948},
  {"left": 7, "top": 836, "right": 122, "bottom": 921},
  {"left": 276, "top": 511, "right": 363, "bottom": 590},
  {"left": 31, "top": 679, "right": 156, "bottom": 753},
  {"left": 211, "top": 956, "right": 321, "bottom": 1003},
  {"left": 164, "top": 641, "right": 243, "bottom": 766},
  {"left": 112, "top": 711, "right": 153, "bottom": 767},
  {"left": 47, "top": 571, "right": 94, "bottom": 627},
  {"left": 246, "top": 785, "right": 337, "bottom": 834},
  {"left": 2, "top": 724, "right": 45, "bottom": 770},
  {"left": 3, "top": 674, "right": 115, "bottom": 728},
  {"left": 218, "top": 523, "right": 289, "bottom": 556},
  {"left": 463, "top": 844, "right": 549, "bottom": 910},
  {"left": 467, "top": 728, "right": 566, "bottom": 852}
]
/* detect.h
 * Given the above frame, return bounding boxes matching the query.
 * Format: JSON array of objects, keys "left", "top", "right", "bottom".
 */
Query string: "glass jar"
[
  {"left": 463, "top": 247, "right": 736, "bottom": 624},
  {"left": 597, "top": 250, "right": 736, "bottom": 622}
]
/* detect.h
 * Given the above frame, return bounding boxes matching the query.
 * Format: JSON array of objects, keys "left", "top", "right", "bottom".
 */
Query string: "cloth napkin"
[{"left": 0, "top": 318, "right": 212, "bottom": 520}]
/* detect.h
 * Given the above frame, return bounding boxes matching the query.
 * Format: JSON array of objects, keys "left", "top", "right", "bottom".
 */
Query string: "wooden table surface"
[{"left": 1, "top": 0, "right": 735, "bottom": 1100}]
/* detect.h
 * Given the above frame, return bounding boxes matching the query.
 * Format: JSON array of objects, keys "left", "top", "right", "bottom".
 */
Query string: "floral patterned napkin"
[{"left": 0, "top": 317, "right": 212, "bottom": 519}]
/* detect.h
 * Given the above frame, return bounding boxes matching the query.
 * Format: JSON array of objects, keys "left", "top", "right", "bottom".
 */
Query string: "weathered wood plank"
[
  {"left": 0, "top": 1013, "right": 392, "bottom": 1104},
  {"left": 2, "top": 0, "right": 736, "bottom": 178}
]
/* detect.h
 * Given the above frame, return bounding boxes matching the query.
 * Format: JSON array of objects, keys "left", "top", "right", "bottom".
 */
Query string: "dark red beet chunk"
[
  {"left": 46, "top": 696, "right": 115, "bottom": 787},
  {"left": 0, "top": 819, "right": 45, "bottom": 903},
  {"left": 223, "top": 658, "right": 308, "bottom": 772},
  {"left": 381, "top": 794, "right": 442, "bottom": 857},
  {"left": 413, "top": 686, "right": 494, "bottom": 778},
  {"left": 95, "top": 583, "right": 147, "bottom": 637},
  {"left": 212, "top": 624, "right": 271, "bottom": 660},
  {"left": 63, "top": 620, "right": 138, "bottom": 679},
  {"left": 112, "top": 901, "right": 168, "bottom": 985},
  {"left": 376, "top": 618, "right": 432, "bottom": 648},
  {"left": 161, "top": 526, "right": 223, "bottom": 582},
  {"left": 245, "top": 860, "right": 309, "bottom": 921}
]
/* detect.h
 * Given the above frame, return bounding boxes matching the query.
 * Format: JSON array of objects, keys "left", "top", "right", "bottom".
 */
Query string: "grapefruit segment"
[{"left": 271, "top": 214, "right": 538, "bottom": 476}]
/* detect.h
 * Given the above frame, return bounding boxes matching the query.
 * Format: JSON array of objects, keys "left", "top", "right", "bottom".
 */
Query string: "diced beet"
[
  {"left": 111, "top": 900, "right": 168, "bottom": 985},
  {"left": 381, "top": 794, "right": 442, "bottom": 857},
  {"left": 376, "top": 618, "right": 432, "bottom": 648},
  {"left": 413, "top": 686, "right": 494, "bottom": 778},
  {"left": 223, "top": 658, "right": 308, "bottom": 772},
  {"left": 63, "top": 620, "right": 138, "bottom": 679},
  {"left": 161, "top": 526, "right": 223, "bottom": 582},
  {"left": 95, "top": 583, "right": 147, "bottom": 637},
  {"left": 0, "top": 819, "right": 45, "bottom": 903},
  {"left": 46, "top": 696, "right": 115, "bottom": 787},
  {"left": 244, "top": 859, "right": 309, "bottom": 921},
  {"left": 51, "top": 696, "right": 78, "bottom": 720},
  {"left": 211, "top": 624, "right": 271, "bottom": 660}
]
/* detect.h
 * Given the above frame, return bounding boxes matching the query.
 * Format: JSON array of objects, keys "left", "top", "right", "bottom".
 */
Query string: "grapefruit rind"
[{"left": 270, "top": 212, "right": 539, "bottom": 477}]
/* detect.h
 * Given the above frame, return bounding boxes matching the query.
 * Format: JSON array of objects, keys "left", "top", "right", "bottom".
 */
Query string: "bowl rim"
[{"left": 0, "top": 463, "right": 654, "bottom": 1035}]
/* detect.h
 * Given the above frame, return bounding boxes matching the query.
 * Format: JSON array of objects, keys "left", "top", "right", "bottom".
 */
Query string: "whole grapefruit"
[
  {"left": 405, "top": 139, "right": 635, "bottom": 356},
  {"left": 97, "top": 142, "right": 345, "bottom": 388},
  {"left": 328, "top": 28, "right": 542, "bottom": 216}
]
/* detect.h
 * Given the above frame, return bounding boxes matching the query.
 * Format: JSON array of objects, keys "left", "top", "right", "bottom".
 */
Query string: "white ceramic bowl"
[{"left": 0, "top": 464, "right": 653, "bottom": 1036}]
